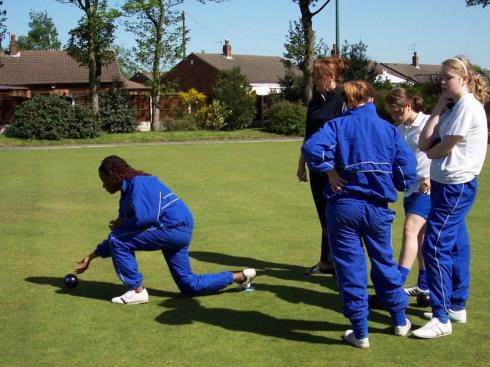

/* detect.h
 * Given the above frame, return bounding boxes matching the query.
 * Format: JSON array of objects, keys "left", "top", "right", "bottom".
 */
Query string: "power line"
[{"left": 185, "top": 11, "right": 284, "bottom": 39}]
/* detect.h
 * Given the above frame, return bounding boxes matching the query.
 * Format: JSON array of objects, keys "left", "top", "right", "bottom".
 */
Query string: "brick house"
[
  {"left": 0, "top": 33, "right": 151, "bottom": 130},
  {"left": 376, "top": 52, "right": 442, "bottom": 84},
  {"left": 164, "top": 40, "right": 299, "bottom": 120}
]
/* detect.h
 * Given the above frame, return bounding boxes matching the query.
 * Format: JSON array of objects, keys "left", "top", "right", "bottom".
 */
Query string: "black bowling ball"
[
  {"left": 63, "top": 273, "right": 78, "bottom": 289},
  {"left": 416, "top": 292, "right": 431, "bottom": 307}
]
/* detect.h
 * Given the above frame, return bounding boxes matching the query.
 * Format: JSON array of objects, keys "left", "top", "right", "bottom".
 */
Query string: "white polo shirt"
[
  {"left": 431, "top": 93, "right": 488, "bottom": 184},
  {"left": 397, "top": 112, "right": 431, "bottom": 196}
]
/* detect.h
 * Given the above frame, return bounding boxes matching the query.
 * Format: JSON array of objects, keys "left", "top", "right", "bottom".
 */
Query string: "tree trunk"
[
  {"left": 152, "top": 94, "right": 160, "bottom": 130},
  {"left": 299, "top": 0, "right": 314, "bottom": 105},
  {"left": 150, "top": 2, "right": 165, "bottom": 131},
  {"left": 87, "top": 31, "right": 99, "bottom": 114}
]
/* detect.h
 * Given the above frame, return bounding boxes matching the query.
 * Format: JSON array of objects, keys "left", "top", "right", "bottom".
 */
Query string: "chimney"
[
  {"left": 10, "top": 33, "right": 18, "bottom": 56},
  {"left": 330, "top": 43, "right": 337, "bottom": 56},
  {"left": 222, "top": 39, "right": 232, "bottom": 59},
  {"left": 411, "top": 51, "right": 419, "bottom": 68}
]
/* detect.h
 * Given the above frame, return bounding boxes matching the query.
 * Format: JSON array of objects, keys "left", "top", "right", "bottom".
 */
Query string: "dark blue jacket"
[
  {"left": 302, "top": 102, "right": 417, "bottom": 202},
  {"left": 304, "top": 90, "right": 344, "bottom": 140},
  {"left": 95, "top": 175, "right": 193, "bottom": 257}
]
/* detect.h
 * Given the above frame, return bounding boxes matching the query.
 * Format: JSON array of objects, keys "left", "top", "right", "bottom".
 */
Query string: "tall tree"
[
  {"left": 17, "top": 11, "right": 62, "bottom": 50},
  {"left": 0, "top": 1, "right": 7, "bottom": 50},
  {"left": 122, "top": 0, "right": 223, "bottom": 131},
  {"left": 57, "top": 1, "right": 120, "bottom": 114},
  {"left": 341, "top": 40, "right": 378, "bottom": 83},
  {"left": 293, "top": 0, "right": 333, "bottom": 105},
  {"left": 112, "top": 44, "right": 139, "bottom": 79},
  {"left": 280, "top": 19, "right": 328, "bottom": 103},
  {"left": 466, "top": 0, "right": 489, "bottom": 7},
  {"left": 282, "top": 19, "right": 328, "bottom": 70}
]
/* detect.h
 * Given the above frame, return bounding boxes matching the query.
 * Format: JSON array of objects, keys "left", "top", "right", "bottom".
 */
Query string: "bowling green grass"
[{"left": 1, "top": 141, "right": 489, "bottom": 367}]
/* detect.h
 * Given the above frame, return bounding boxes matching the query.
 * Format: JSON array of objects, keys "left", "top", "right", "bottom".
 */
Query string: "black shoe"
[{"left": 304, "top": 262, "right": 336, "bottom": 276}]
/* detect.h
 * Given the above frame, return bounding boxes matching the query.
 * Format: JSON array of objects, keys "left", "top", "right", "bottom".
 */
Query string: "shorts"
[{"left": 403, "top": 192, "right": 431, "bottom": 219}]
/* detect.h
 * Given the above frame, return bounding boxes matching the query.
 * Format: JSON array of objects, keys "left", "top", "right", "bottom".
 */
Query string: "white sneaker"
[
  {"left": 111, "top": 289, "right": 149, "bottom": 304},
  {"left": 237, "top": 268, "right": 256, "bottom": 290},
  {"left": 423, "top": 309, "right": 467, "bottom": 324},
  {"left": 342, "top": 330, "right": 370, "bottom": 349},
  {"left": 394, "top": 318, "right": 411, "bottom": 336},
  {"left": 404, "top": 285, "right": 429, "bottom": 296},
  {"left": 413, "top": 318, "right": 452, "bottom": 339}
]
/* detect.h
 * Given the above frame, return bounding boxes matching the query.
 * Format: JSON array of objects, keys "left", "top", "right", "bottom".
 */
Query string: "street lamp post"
[{"left": 336, "top": 0, "right": 340, "bottom": 55}]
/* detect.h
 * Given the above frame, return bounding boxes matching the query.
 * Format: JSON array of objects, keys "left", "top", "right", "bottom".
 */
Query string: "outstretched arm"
[{"left": 75, "top": 251, "right": 98, "bottom": 274}]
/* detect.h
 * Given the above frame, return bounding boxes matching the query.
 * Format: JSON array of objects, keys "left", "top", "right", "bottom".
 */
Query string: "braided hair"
[{"left": 99, "top": 155, "right": 150, "bottom": 184}]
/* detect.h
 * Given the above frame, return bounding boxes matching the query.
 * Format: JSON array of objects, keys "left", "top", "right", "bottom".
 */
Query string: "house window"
[{"left": 190, "top": 59, "right": 194, "bottom": 65}]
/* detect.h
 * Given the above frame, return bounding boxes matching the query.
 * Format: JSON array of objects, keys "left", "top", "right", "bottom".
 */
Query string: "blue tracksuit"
[
  {"left": 94, "top": 175, "right": 233, "bottom": 295},
  {"left": 302, "top": 102, "right": 417, "bottom": 337}
]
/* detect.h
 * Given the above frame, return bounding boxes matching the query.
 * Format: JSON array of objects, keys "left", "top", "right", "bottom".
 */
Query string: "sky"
[{"left": 3, "top": 0, "right": 490, "bottom": 68}]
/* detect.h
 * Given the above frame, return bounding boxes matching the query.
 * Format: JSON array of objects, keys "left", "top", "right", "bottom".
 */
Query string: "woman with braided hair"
[{"left": 75, "top": 155, "right": 256, "bottom": 304}]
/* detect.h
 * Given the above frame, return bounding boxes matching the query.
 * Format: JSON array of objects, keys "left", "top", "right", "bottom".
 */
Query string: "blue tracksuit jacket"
[
  {"left": 302, "top": 102, "right": 417, "bottom": 202},
  {"left": 95, "top": 176, "right": 193, "bottom": 258}
]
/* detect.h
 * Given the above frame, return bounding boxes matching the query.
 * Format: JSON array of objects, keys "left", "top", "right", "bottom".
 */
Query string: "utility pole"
[
  {"left": 336, "top": 0, "right": 340, "bottom": 55},
  {"left": 182, "top": 11, "right": 186, "bottom": 59}
]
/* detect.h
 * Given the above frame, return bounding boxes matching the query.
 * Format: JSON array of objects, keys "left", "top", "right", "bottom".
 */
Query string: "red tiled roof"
[
  {"left": 122, "top": 77, "right": 150, "bottom": 90},
  {"left": 378, "top": 63, "right": 441, "bottom": 83},
  {"left": 0, "top": 50, "right": 121, "bottom": 86},
  {"left": 192, "top": 53, "right": 301, "bottom": 84}
]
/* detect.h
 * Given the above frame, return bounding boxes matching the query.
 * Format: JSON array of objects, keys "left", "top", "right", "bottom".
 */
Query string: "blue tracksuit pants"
[
  {"left": 423, "top": 178, "right": 477, "bottom": 321},
  {"left": 107, "top": 224, "right": 234, "bottom": 295},
  {"left": 326, "top": 197, "right": 407, "bottom": 334}
]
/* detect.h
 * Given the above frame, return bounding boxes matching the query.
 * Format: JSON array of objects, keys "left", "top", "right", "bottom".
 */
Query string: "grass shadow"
[
  {"left": 155, "top": 297, "right": 346, "bottom": 345},
  {"left": 190, "top": 251, "right": 338, "bottom": 290},
  {"left": 24, "top": 276, "right": 179, "bottom": 301}
]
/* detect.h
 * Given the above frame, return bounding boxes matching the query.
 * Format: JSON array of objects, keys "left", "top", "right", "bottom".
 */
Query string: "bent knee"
[{"left": 175, "top": 276, "right": 198, "bottom": 296}]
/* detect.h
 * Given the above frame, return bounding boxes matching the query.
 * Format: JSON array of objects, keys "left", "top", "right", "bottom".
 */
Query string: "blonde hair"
[
  {"left": 385, "top": 88, "right": 425, "bottom": 113},
  {"left": 341, "top": 80, "right": 375, "bottom": 109},
  {"left": 442, "top": 56, "right": 489, "bottom": 103},
  {"left": 313, "top": 55, "right": 349, "bottom": 84}
]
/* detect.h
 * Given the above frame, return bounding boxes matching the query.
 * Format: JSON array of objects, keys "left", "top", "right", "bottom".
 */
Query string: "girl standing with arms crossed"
[
  {"left": 385, "top": 88, "right": 431, "bottom": 296},
  {"left": 297, "top": 55, "right": 349, "bottom": 275},
  {"left": 414, "top": 56, "right": 488, "bottom": 338},
  {"left": 75, "top": 155, "right": 256, "bottom": 304},
  {"left": 303, "top": 81, "right": 417, "bottom": 348}
]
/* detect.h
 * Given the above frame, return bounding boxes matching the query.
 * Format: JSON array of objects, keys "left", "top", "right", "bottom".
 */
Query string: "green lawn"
[
  {"left": 0, "top": 129, "right": 293, "bottom": 148},
  {"left": 1, "top": 141, "right": 489, "bottom": 367}
]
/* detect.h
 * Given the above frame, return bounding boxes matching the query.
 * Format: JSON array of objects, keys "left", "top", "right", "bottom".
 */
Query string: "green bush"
[
  {"left": 195, "top": 101, "right": 230, "bottom": 130},
  {"left": 264, "top": 100, "right": 306, "bottom": 136},
  {"left": 212, "top": 67, "right": 256, "bottom": 130},
  {"left": 99, "top": 82, "right": 137, "bottom": 133},
  {"left": 6, "top": 95, "right": 101, "bottom": 140},
  {"left": 68, "top": 104, "right": 101, "bottom": 138},
  {"left": 165, "top": 114, "right": 198, "bottom": 131},
  {"left": 7, "top": 95, "right": 72, "bottom": 139}
]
